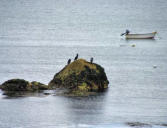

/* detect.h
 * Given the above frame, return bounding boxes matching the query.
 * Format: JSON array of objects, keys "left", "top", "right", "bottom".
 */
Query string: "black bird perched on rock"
[
  {"left": 67, "top": 59, "right": 71, "bottom": 65},
  {"left": 74, "top": 53, "right": 78, "bottom": 60},
  {"left": 90, "top": 57, "right": 93, "bottom": 64}
]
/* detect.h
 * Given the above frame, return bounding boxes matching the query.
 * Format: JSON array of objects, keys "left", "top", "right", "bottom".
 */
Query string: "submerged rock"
[
  {"left": 126, "top": 122, "right": 151, "bottom": 127},
  {"left": 48, "top": 59, "right": 109, "bottom": 95},
  {"left": 0, "top": 79, "right": 48, "bottom": 92}
]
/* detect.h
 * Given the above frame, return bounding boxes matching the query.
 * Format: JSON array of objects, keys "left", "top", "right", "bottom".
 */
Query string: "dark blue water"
[{"left": 0, "top": 0, "right": 167, "bottom": 127}]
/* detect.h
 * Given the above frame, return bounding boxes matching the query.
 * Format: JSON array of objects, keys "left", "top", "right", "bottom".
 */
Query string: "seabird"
[
  {"left": 74, "top": 53, "right": 78, "bottom": 60},
  {"left": 67, "top": 59, "right": 71, "bottom": 65},
  {"left": 90, "top": 57, "right": 93, "bottom": 64}
]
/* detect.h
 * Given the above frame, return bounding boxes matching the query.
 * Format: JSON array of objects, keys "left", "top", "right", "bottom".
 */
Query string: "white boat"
[{"left": 125, "top": 32, "right": 157, "bottom": 39}]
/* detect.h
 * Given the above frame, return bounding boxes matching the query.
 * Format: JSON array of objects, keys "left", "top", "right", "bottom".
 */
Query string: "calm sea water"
[{"left": 0, "top": 0, "right": 167, "bottom": 127}]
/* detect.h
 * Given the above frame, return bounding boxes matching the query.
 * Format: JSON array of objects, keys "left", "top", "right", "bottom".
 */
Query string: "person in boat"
[
  {"left": 74, "top": 53, "right": 78, "bottom": 61},
  {"left": 121, "top": 29, "right": 130, "bottom": 36},
  {"left": 125, "top": 29, "right": 130, "bottom": 35},
  {"left": 67, "top": 59, "right": 71, "bottom": 65}
]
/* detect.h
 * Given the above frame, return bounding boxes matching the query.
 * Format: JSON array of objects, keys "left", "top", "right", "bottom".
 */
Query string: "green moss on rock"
[
  {"left": 29, "top": 81, "right": 48, "bottom": 91},
  {"left": 0, "top": 79, "right": 30, "bottom": 91},
  {"left": 48, "top": 59, "right": 109, "bottom": 95},
  {"left": 0, "top": 79, "right": 48, "bottom": 92}
]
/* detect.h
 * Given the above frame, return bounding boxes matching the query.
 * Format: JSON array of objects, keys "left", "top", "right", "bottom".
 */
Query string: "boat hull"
[{"left": 125, "top": 32, "right": 157, "bottom": 39}]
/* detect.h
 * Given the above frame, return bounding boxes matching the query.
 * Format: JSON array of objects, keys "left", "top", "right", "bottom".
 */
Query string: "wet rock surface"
[
  {"left": 0, "top": 79, "right": 48, "bottom": 92},
  {"left": 48, "top": 59, "right": 109, "bottom": 96}
]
